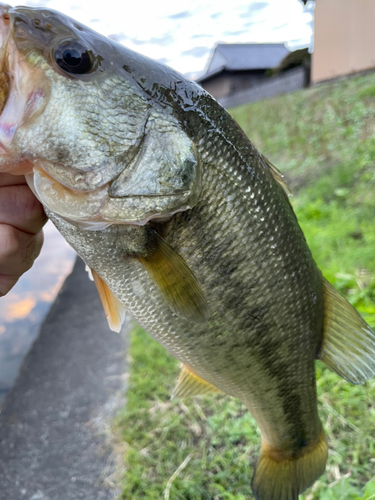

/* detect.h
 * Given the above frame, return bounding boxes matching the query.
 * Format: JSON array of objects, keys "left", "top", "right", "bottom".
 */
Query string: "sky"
[{"left": 5, "top": 0, "right": 314, "bottom": 78}]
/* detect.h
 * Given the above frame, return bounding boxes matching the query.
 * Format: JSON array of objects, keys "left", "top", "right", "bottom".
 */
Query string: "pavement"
[{"left": 0, "top": 257, "right": 130, "bottom": 500}]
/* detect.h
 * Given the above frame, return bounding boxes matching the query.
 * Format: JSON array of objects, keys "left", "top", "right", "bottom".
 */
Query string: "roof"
[{"left": 197, "top": 43, "right": 290, "bottom": 82}]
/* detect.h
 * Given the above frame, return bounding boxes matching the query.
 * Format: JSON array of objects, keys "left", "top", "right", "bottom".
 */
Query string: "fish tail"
[{"left": 251, "top": 429, "right": 328, "bottom": 500}]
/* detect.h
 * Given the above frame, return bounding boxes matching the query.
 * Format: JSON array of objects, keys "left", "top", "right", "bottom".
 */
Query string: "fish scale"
[
  {"left": 150, "top": 136, "right": 322, "bottom": 446},
  {"left": 49, "top": 153, "right": 321, "bottom": 449}
]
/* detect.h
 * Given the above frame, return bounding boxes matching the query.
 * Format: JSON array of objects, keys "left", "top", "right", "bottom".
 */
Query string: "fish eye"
[{"left": 54, "top": 41, "right": 93, "bottom": 75}]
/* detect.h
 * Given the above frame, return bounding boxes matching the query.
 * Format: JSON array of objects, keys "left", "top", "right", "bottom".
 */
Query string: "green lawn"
[{"left": 116, "top": 73, "right": 375, "bottom": 499}]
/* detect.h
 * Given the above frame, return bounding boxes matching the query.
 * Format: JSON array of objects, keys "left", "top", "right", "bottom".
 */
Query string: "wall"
[
  {"left": 312, "top": 0, "right": 375, "bottom": 83},
  {"left": 201, "top": 71, "right": 266, "bottom": 100},
  {"left": 201, "top": 74, "right": 232, "bottom": 99},
  {"left": 217, "top": 67, "right": 306, "bottom": 109}
]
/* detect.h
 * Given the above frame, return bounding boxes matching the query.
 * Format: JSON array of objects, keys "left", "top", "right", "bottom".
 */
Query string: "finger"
[
  {"left": 0, "top": 274, "right": 19, "bottom": 296},
  {"left": 0, "top": 159, "right": 33, "bottom": 175},
  {"left": 0, "top": 172, "right": 28, "bottom": 187},
  {"left": 0, "top": 184, "right": 47, "bottom": 234},
  {"left": 0, "top": 225, "right": 43, "bottom": 296}
]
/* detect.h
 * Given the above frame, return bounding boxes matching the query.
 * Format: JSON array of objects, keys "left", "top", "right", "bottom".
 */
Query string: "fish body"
[{"left": 0, "top": 5, "right": 374, "bottom": 499}]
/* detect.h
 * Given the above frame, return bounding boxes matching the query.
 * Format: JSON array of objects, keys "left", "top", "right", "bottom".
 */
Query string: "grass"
[{"left": 116, "top": 72, "right": 375, "bottom": 499}]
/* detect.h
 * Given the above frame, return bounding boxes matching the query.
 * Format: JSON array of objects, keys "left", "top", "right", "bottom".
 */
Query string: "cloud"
[
  {"left": 126, "top": 34, "right": 175, "bottom": 47},
  {"left": 108, "top": 33, "right": 127, "bottom": 42},
  {"left": 211, "top": 12, "right": 222, "bottom": 19},
  {"left": 223, "top": 29, "right": 253, "bottom": 36},
  {"left": 191, "top": 34, "right": 211, "bottom": 40},
  {"left": 274, "top": 23, "right": 289, "bottom": 31},
  {"left": 6, "top": 298, "right": 36, "bottom": 321},
  {"left": 157, "top": 57, "right": 171, "bottom": 65},
  {"left": 243, "top": 20, "right": 257, "bottom": 28},
  {"left": 252, "top": 1, "right": 268, "bottom": 8},
  {"left": 167, "top": 11, "right": 192, "bottom": 20},
  {"left": 239, "top": 2, "right": 268, "bottom": 19},
  {"left": 18, "top": 0, "right": 53, "bottom": 5},
  {"left": 181, "top": 46, "right": 210, "bottom": 58},
  {"left": 147, "top": 35, "right": 176, "bottom": 47}
]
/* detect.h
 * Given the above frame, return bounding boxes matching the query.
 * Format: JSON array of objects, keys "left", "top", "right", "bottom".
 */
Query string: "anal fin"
[
  {"left": 320, "top": 278, "right": 375, "bottom": 384},
  {"left": 91, "top": 269, "right": 127, "bottom": 333},
  {"left": 172, "top": 364, "right": 222, "bottom": 399}
]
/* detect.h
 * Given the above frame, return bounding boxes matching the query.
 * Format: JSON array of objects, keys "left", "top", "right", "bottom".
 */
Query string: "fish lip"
[
  {"left": 70, "top": 206, "right": 191, "bottom": 231},
  {"left": 0, "top": 6, "right": 14, "bottom": 162},
  {"left": 27, "top": 164, "right": 193, "bottom": 230},
  {"left": 0, "top": 4, "right": 11, "bottom": 94},
  {"left": 0, "top": 140, "right": 8, "bottom": 153},
  {"left": 0, "top": 4, "right": 11, "bottom": 42},
  {"left": 0, "top": 6, "right": 52, "bottom": 168},
  {"left": 109, "top": 191, "right": 191, "bottom": 199}
]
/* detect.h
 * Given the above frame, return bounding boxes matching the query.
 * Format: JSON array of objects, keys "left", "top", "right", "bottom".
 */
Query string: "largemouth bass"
[{"left": 0, "top": 4, "right": 374, "bottom": 499}]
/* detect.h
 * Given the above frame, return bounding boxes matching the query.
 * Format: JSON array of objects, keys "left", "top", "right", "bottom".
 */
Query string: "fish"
[{"left": 0, "top": 4, "right": 374, "bottom": 499}]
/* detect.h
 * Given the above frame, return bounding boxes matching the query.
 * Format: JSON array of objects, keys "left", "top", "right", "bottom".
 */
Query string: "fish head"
[{"left": 0, "top": 3, "right": 201, "bottom": 228}]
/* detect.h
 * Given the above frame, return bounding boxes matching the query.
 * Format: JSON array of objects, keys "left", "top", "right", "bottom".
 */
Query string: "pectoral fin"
[
  {"left": 136, "top": 230, "right": 209, "bottom": 324},
  {"left": 91, "top": 269, "right": 127, "bottom": 333},
  {"left": 319, "top": 278, "right": 375, "bottom": 384},
  {"left": 172, "top": 364, "right": 222, "bottom": 399}
]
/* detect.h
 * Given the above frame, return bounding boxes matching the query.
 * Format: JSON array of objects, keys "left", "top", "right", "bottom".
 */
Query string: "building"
[
  {"left": 197, "top": 43, "right": 290, "bottom": 101},
  {"left": 312, "top": 0, "right": 375, "bottom": 83}
]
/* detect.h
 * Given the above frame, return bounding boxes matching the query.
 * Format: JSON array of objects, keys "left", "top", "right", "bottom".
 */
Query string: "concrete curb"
[{"left": 0, "top": 257, "right": 129, "bottom": 500}]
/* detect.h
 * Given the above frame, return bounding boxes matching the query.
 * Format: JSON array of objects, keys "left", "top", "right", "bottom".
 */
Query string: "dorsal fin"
[
  {"left": 262, "top": 154, "right": 292, "bottom": 197},
  {"left": 319, "top": 277, "right": 375, "bottom": 384},
  {"left": 172, "top": 364, "right": 222, "bottom": 399},
  {"left": 136, "top": 230, "right": 209, "bottom": 324},
  {"left": 91, "top": 269, "right": 127, "bottom": 333}
]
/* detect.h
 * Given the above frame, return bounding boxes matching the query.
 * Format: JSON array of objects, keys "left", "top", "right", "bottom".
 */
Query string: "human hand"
[{"left": 0, "top": 173, "right": 47, "bottom": 296}]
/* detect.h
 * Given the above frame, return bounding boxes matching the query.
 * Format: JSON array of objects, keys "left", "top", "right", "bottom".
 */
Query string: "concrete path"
[{"left": 0, "top": 258, "right": 129, "bottom": 500}]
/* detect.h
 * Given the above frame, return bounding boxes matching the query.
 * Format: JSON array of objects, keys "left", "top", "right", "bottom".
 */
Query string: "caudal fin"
[{"left": 251, "top": 430, "right": 328, "bottom": 500}]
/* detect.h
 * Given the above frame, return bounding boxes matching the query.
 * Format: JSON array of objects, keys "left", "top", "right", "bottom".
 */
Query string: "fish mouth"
[
  {"left": 0, "top": 5, "right": 13, "bottom": 156},
  {"left": 26, "top": 165, "right": 193, "bottom": 229},
  {"left": 0, "top": 5, "right": 10, "bottom": 116},
  {"left": 0, "top": 4, "right": 51, "bottom": 173}
]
